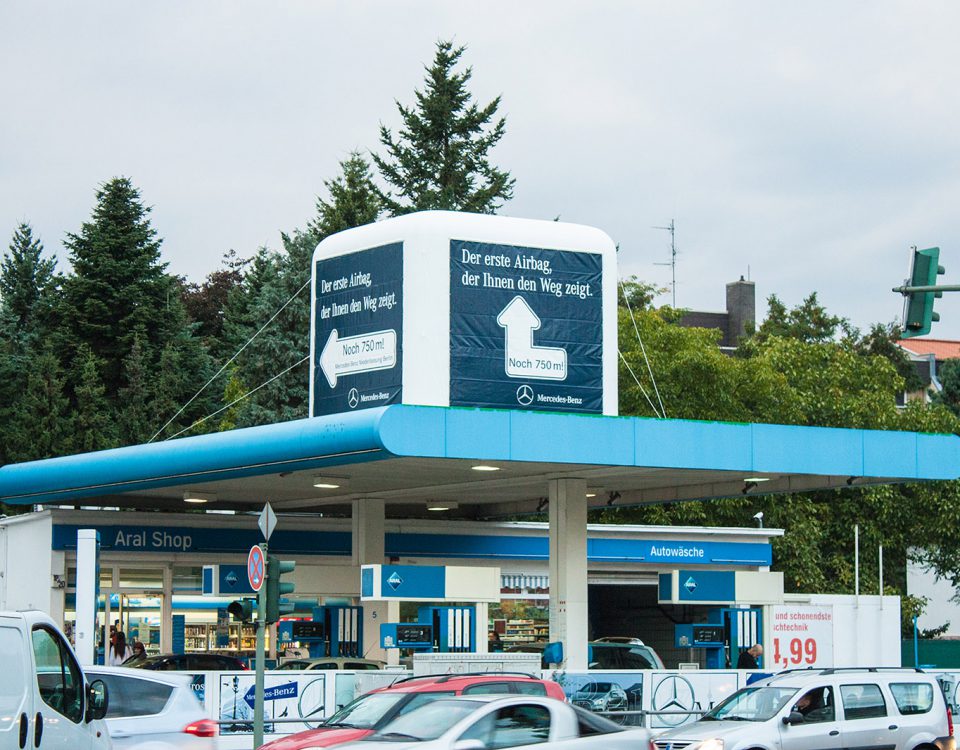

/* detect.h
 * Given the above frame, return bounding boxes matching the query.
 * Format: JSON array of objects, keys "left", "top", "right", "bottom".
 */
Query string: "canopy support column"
[{"left": 548, "top": 477, "right": 588, "bottom": 670}]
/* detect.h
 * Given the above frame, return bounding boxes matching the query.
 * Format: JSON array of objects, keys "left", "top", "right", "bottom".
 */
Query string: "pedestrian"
[
  {"left": 736, "top": 643, "right": 763, "bottom": 669},
  {"left": 131, "top": 640, "right": 146, "bottom": 659},
  {"left": 489, "top": 631, "right": 503, "bottom": 652},
  {"left": 108, "top": 630, "right": 133, "bottom": 665}
]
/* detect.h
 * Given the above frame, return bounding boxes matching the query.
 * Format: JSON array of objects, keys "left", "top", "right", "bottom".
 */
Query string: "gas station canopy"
[{"left": 1, "top": 405, "right": 956, "bottom": 517}]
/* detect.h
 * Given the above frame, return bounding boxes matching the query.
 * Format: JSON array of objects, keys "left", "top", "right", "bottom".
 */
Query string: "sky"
[{"left": 2, "top": 1, "right": 960, "bottom": 334}]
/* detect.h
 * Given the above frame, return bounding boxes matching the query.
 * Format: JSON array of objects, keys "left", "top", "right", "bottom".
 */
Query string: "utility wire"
[
  {"left": 618, "top": 278, "right": 667, "bottom": 419},
  {"left": 618, "top": 349, "right": 662, "bottom": 419},
  {"left": 148, "top": 277, "right": 312, "bottom": 443},
  {"left": 164, "top": 355, "right": 310, "bottom": 441}
]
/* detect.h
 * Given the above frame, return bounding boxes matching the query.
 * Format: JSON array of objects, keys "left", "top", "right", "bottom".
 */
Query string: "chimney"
[{"left": 725, "top": 277, "right": 755, "bottom": 346}]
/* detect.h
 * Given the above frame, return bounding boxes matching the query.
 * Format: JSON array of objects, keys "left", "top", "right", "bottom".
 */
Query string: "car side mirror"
[
  {"left": 86, "top": 679, "right": 109, "bottom": 722},
  {"left": 782, "top": 710, "right": 804, "bottom": 726},
  {"left": 452, "top": 741, "right": 487, "bottom": 750}
]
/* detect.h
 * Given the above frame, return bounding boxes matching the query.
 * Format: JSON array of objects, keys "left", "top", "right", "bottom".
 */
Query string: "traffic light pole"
[
  {"left": 254, "top": 542, "right": 267, "bottom": 748},
  {"left": 892, "top": 284, "right": 960, "bottom": 294}
]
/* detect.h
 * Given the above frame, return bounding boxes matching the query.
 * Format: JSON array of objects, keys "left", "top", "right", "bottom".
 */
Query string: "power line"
[
  {"left": 149, "top": 277, "right": 312, "bottom": 443},
  {"left": 653, "top": 219, "right": 677, "bottom": 307}
]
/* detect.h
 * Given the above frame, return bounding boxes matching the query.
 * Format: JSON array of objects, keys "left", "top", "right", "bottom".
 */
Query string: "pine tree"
[
  {"left": 71, "top": 345, "right": 118, "bottom": 453},
  {"left": 309, "top": 152, "right": 382, "bottom": 238},
  {"left": 0, "top": 222, "right": 58, "bottom": 340},
  {"left": 5, "top": 348, "right": 73, "bottom": 461},
  {"left": 58, "top": 177, "right": 180, "bottom": 397},
  {"left": 117, "top": 332, "right": 153, "bottom": 445},
  {"left": 373, "top": 40, "right": 514, "bottom": 215}
]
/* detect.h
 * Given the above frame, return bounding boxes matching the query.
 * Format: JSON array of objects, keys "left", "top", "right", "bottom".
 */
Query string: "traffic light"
[
  {"left": 901, "top": 246, "right": 945, "bottom": 338},
  {"left": 227, "top": 597, "right": 255, "bottom": 623},
  {"left": 265, "top": 557, "right": 296, "bottom": 624}
]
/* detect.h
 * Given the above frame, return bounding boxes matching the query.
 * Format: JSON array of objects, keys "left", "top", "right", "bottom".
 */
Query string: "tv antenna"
[{"left": 653, "top": 219, "right": 677, "bottom": 307}]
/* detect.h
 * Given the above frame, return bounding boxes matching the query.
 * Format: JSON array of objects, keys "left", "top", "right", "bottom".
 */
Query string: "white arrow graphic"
[
  {"left": 496, "top": 296, "right": 567, "bottom": 381},
  {"left": 319, "top": 328, "right": 397, "bottom": 388}
]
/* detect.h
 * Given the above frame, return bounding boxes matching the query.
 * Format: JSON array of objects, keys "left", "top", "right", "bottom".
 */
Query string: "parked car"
[
  {"left": 595, "top": 636, "right": 647, "bottom": 645},
  {"left": 505, "top": 639, "right": 665, "bottom": 669},
  {"left": 124, "top": 652, "right": 249, "bottom": 671},
  {"left": 276, "top": 657, "right": 385, "bottom": 671},
  {"left": 85, "top": 665, "right": 218, "bottom": 749},
  {"left": 571, "top": 681, "right": 629, "bottom": 713},
  {"left": 0, "top": 609, "right": 111, "bottom": 749},
  {"left": 654, "top": 667, "right": 955, "bottom": 750},
  {"left": 258, "top": 672, "right": 566, "bottom": 750},
  {"left": 333, "top": 694, "right": 654, "bottom": 749}
]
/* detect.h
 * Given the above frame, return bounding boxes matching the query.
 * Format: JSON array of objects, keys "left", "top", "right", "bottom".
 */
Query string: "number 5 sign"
[{"left": 769, "top": 604, "right": 833, "bottom": 669}]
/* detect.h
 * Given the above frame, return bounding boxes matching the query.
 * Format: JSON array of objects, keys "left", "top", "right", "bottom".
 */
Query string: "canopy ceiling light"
[
  {"left": 471, "top": 465, "right": 500, "bottom": 472},
  {"left": 183, "top": 491, "right": 215, "bottom": 504},
  {"left": 427, "top": 501, "right": 458, "bottom": 512},
  {"left": 312, "top": 475, "right": 348, "bottom": 489}
]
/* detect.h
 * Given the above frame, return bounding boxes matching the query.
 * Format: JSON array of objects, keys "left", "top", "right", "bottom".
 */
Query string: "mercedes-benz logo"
[
  {"left": 347, "top": 388, "right": 360, "bottom": 409},
  {"left": 516, "top": 384, "right": 534, "bottom": 406},
  {"left": 652, "top": 675, "right": 697, "bottom": 727}
]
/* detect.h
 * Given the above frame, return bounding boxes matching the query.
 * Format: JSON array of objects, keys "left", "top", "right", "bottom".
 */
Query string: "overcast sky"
[{"left": 3, "top": 1, "right": 959, "bottom": 334}]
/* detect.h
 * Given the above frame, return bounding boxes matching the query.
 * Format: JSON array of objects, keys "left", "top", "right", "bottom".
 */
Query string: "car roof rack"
[
  {"left": 388, "top": 671, "right": 540, "bottom": 685},
  {"left": 770, "top": 666, "right": 925, "bottom": 677}
]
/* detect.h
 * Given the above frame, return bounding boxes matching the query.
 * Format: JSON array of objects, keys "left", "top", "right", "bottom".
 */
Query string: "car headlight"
[
  {"left": 698, "top": 739, "right": 724, "bottom": 750},
  {"left": 592, "top": 698, "right": 606, "bottom": 708}
]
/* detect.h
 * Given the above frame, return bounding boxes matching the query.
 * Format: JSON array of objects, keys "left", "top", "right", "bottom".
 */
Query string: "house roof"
[{"left": 898, "top": 338, "right": 960, "bottom": 360}]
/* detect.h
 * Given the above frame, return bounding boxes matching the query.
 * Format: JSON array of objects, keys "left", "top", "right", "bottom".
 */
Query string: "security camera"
[{"left": 753, "top": 511, "right": 764, "bottom": 520}]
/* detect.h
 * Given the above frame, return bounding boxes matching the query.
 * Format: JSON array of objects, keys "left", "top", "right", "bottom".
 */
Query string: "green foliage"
[
  {"left": 0, "top": 222, "right": 59, "bottom": 339},
  {"left": 71, "top": 345, "right": 118, "bottom": 453},
  {"left": 934, "top": 358, "right": 960, "bottom": 417},
  {"left": 310, "top": 152, "right": 382, "bottom": 238},
  {"left": 373, "top": 40, "right": 514, "bottom": 215},
  {"left": 753, "top": 292, "right": 849, "bottom": 344}
]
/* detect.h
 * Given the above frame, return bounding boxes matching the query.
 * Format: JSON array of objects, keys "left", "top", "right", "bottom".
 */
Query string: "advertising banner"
[
  {"left": 769, "top": 604, "right": 834, "bottom": 669},
  {"left": 218, "top": 672, "right": 327, "bottom": 736},
  {"left": 312, "top": 242, "right": 403, "bottom": 416},
  {"left": 450, "top": 240, "right": 603, "bottom": 413}
]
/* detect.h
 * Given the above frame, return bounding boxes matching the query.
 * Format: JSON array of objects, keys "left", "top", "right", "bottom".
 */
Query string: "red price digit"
[
  {"left": 773, "top": 637, "right": 783, "bottom": 666},
  {"left": 804, "top": 638, "right": 817, "bottom": 664},
  {"left": 790, "top": 638, "right": 803, "bottom": 664}
]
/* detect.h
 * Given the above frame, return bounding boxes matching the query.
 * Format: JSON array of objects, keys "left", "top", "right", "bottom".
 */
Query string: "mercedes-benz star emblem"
[
  {"left": 652, "top": 675, "right": 697, "bottom": 727},
  {"left": 347, "top": 388, "right": 360, "bottom": 409},
  {"left": 516, "top": 384, "right": 534, "bottom": 406}
]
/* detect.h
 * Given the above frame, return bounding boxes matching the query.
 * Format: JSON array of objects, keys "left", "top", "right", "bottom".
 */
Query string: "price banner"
[{"left": 769, "top": 604, "right": 833, "bottom": 669}]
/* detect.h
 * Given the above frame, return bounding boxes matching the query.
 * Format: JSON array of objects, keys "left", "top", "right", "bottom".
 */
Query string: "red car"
[{"left": 259, "top": 672, "right": 566, "bottom": 750}]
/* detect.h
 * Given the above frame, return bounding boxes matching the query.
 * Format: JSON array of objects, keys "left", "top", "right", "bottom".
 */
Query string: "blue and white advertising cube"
[{"left": 309, "top": 211, "right": 618, "bottom": 416}]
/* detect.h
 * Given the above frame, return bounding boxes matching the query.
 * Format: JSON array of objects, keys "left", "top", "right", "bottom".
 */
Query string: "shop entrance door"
[{"left": 114, "top": 592, "right": 163, "bottom": 657}]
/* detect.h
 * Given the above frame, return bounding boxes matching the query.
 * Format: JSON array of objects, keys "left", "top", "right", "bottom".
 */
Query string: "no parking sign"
[{"left": 248, "top": 544, "right": 266, "bottom": 592}]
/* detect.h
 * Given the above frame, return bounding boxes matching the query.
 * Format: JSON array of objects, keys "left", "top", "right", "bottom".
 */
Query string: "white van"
[
  {"left": 654, "top": 667, "right": 955, "bottom": 750},
  {"left": 0, "top": 610, "right": 111, "bottom": 749}
]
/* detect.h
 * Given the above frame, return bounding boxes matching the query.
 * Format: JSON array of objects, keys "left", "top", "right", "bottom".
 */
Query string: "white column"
[
  {"left": 161, "top": 566, "right": 173, "bottom": 654},
  {"left": 352, "top": 499, "right": 399, "bottom": 664},
  {"left": 548, "top": 478, "right": 588, "bottom": 670},
  {"left": 75, "top": 530, "right": 100, "bottom": 666},
  {"left": 475, "top": 601, "right": 489, "bottom": 654}
]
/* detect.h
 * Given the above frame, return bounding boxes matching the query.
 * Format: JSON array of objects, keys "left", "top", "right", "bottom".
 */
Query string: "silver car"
[
  {"left": 86, "top": 665, "right": 218, "bottom": 749},
  {"left": 336, "top": 694, "right": 653, "bottom": 750}
]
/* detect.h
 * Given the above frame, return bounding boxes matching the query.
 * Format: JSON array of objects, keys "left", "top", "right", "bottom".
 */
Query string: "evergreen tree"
[
  {"left": 58, "top": 177, "right": 181, "bottom": 398},
  {"left": 71, "top": 345, "right": 118, "bottom": 453},
  {"left": 373, "top": 40, "right": 514, "bottom": 215},
  {"left": 4, "top": 347, "right": 73, "bottom": 461},
  {"left": 117, "top": 332, "right": 153, "bottom": 445},
  {"left": 310, "top": 152, "right": 382, "bottom": 237},
  {"left": 0, "top": 222, "right": 58, "bottom": 339}
]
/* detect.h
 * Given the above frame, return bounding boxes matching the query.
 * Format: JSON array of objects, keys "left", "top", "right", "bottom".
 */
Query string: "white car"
[
  {"left": 85, "top": 666, "right": 218, "bottom": 749},
  {"left": 336, "top": 694, "right": 653, "bottom": 750},
  {"left": 275, "top": 657, "right": 385, "bottom": 671},
  {"left": 0, "top": 610, "right": 111, "bottom": 749},
  {"left": 654, "top": 667, "right": 955, "bottom": 750}
]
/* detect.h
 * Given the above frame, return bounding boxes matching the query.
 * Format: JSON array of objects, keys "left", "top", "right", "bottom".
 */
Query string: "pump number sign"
[{"left": 247, "top": 544, "right": 266, "bottom": 592}]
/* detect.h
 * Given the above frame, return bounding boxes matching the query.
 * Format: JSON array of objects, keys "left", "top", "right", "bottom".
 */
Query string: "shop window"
[
  {"left": 119, "top": 568, "right": 164, "bottom": 589},
  {"left": 65, "top": 567, "right": 114, "bottom": 589},
  {"left": 173, "top": 566, "right": 203, "bottom": 592}
]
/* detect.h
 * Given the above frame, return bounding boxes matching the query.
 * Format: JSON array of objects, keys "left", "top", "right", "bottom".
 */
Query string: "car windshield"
[
  {"left": 580, "top": 683, "right": 613, "bottom": 693},
  {"left": 324, "top": 693, "right": 409, "bottom": 729},
  {"left": 373, "top": 699, "right": 484, "bottom": 741},
  {"left": 701, "top": 687, "right": 798, "bottom": 722}
]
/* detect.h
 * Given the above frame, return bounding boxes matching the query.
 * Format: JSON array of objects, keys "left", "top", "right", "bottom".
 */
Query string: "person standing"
[
  {"left": 108, "top": 630, "right": 133, "bottom": 665},
  {"left": 736, "top": 643, "right": 763, "bottom": 669}
]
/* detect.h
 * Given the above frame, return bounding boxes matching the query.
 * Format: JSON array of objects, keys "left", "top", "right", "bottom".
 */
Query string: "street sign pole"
[{"left": 254, "top": 541, "right": 267, "bottom": 748}]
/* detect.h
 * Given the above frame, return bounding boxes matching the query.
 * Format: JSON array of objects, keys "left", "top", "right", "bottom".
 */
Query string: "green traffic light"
[
  {"left": 265, "top": 556, "right": 297, "bottom": 624},
  {"left": 902, "top": 247, "right": 945, "bottom": 338}
]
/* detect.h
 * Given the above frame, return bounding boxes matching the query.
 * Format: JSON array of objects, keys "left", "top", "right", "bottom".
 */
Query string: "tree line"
[{"left": 2, "top": 40, "right": 958, "bottom": 633}]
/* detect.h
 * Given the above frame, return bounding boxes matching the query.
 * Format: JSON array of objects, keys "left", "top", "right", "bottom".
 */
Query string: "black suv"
[{"left": 123, "top": 652, "right": 248, "bottom": 671}]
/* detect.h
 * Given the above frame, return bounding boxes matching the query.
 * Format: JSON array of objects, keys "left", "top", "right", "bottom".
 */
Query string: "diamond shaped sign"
[
  {"left": 387, "top": 572, "right": 404, "bottom": 591},
  {"left": 259, "top": 502, "right": 278, "bottom": 541},
  {"left": 684, "top": 576, "right": 698, "bottom": 594}
]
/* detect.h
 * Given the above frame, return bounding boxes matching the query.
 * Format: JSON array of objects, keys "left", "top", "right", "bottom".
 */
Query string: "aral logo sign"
[
  {"left": 312, "top": 243, "right": 403, "bottom": 416},
  {"left": 450, "top": 240, "right": 602, "bottom": 413}
]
